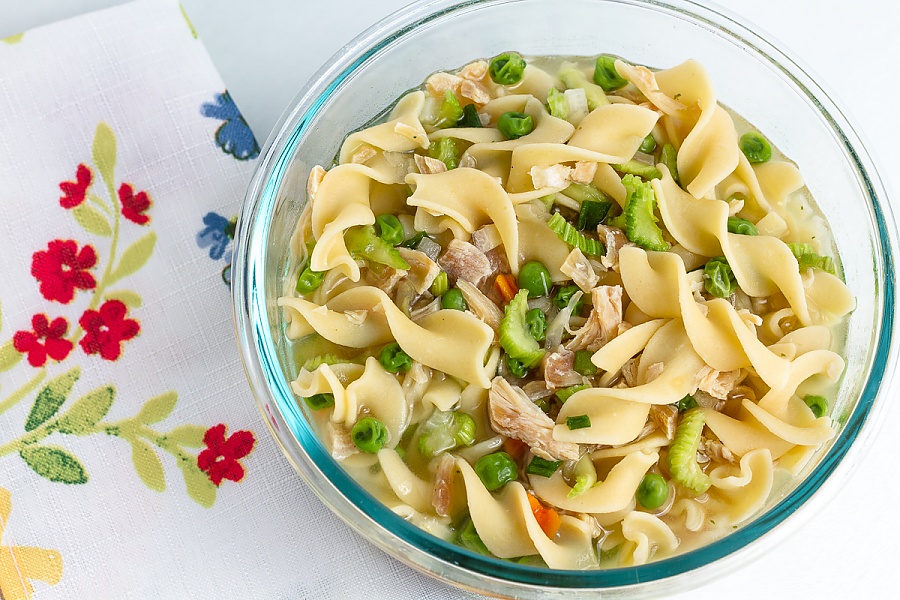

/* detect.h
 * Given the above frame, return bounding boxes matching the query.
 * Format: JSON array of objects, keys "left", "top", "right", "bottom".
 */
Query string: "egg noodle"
[{"left": 278, "top": 53, "right": 854, "bottom": 568}]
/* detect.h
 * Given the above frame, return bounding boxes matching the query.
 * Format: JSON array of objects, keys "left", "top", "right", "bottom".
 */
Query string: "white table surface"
[{"left": 2, "top": 1, "right": 898, "bottom": 598}]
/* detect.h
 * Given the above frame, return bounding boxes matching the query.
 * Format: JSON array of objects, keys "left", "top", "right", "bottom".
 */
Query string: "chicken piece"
[
  {"left": 458, "top": 153, "right": 477, "bottom": 169},
  {"left": 410, "top": 296, "right": 442, "bottom": 322},
  {"left": 693, "top": 366, "right": 743, "bottom": 400},
  {"left": 456, "top": 279, "right": 503, "bottom": 333},
  {"left": 432, "top": 452, "right": 457, "bottom": 517},
  {"left": 728, "top": 197, "right": 745, "bottom": 217},
  {"left": 644, "top": 362, "right": 664, "bottom": 383},
  {"left": 471, "top": 224, "right": 502, "bottom": 253},
  {"left": 394, "top": 121, "right": 428, "bottom": 148},
  {"left": 438, "top": 239, "right": 494, "bottom": 286},
  {"left": 426, "top": 72, "right": 464, "bottom": 97},
  {"left": 367, "top": 266, "right": 407, "bottom": 295},
  {"left": 649, "top": 404, "right": 678, "bottom": 440},
  {"left": 621, "top": 358, "right": 638, "bottom": 387},
  {"left": 571, "top": 161, "right": 598, "bottom": 184},
  {"left": 344, "top": 310, "right": 367, "bottom": 326},
  {"left": 349, "top": 144, "right": 377, "bottom": 165},
  {"left": 566, "top": 285, "right": 624, "bottom": 352},
  {"left": 307, "top": 165, "right": 327, "bottom": 203},
  {"left": 402, "top": 361, "right": 432, "bottom": 406},
  {"left": 614, "top": 60, "right": 688, "bottom": 116},
  {"left": 530, "top": 164, "right": 572, "bottom": 189},
  {"left": 460, "top": 80, "right": 492, "bottom": 105},
  {"left": 543, "top": 347, "right": 585, "bottom": 390},
  {"left": 459, "top": 60, "right": 488, "bottom": 81},
  {"left": 698, "top": 437, "right": 738, "bottom": 465},
  {"left": 488, "top": 377, "right": 580, "bottom": 461},
  {"left": 397, "top": 247, "right": 440, "bottom": 294},
  {"left": 597, "top": 224, "right": 629, "bottom": 271},
  {"left": 414, "top": 153, "right": 448, "bottom": 175},
  {"left": 560, "top": 248, "right": 599, "bottom": 293},
  {"left": 329, "top": 423, "right": 359, "bottom": 461},
  {"left": 522, "top": 380, "right": 555, "bottom": 402}
]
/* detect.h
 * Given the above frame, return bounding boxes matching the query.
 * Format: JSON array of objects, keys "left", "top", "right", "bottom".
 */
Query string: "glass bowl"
[{"left": 232, "top": 0, "right": 899, "bottom": 597}]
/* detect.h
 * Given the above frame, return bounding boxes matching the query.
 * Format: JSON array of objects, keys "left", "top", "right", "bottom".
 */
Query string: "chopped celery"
[
  {"left": 573, "top": 350, "right": 597, "bottom": 376},
  {"left": 612, "top": 160, "right": 662, "bottom": 181},
  {"left": 559, "top": 64, "right": 609, "bottom": 109},
  {"left": 418, "top": 409, "right": 477, "bottom": 458},
  {"left": 295, "top": 266, "right": 324, "bottom": 294},
  {"left": 526, "top": 456, "right": 562, "bottom": 478},
  {"left": 430, "top": 271, "right": 449, "bottom": 296},
  {"left": 301, "top": 353, "right": 346, "bottom": 371},
  {"left": 567, "top": 455, "right": 597, "bottom": 499},
  {"left": 547, "top": 213, "right": 605, "bottom": 256},
  {"left": 458, "top": 518, "right": 491, "bottom": 555},
  {"left": 788, "top": 243, "right": 835, "bottom": 274},
  {"left": 622, "top": 174, "right": 669, "bottom": 252},
  {"left": 727, "top": 216, "right": 758, "bottom": 236},
  {"left": 577, "top": 200, "right": 612, "bottom": 231},
  {"left": 547, "top": 86, "right": 568, "bottom": 120},
  {"left": 561, "top": 182, "right": 611, "bottom": 204},
  {"left": 434, "top": 90, "right": 464, "bottom": 129},
  {"left": 667, "top": 408, "right": 711, "bottom": 493},
  {"left": 499, "top": 290, "right": 546, "bottom": 368},
  {"left": 556, "top": 384, "right": 590, "bottom": 403},
  {"left": 345, "top": 225, "right": 411, "bottom": 270},
  {"left": 429, "top": 137, "right": 459, "bottom": 170},
  {"left": 660, "top": 143, "right": 680, "bottom": 185}
]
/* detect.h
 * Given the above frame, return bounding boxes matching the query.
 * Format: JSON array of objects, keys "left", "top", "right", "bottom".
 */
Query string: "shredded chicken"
[
  {"left": 478, "top": 113, "right": 491, "bottom": 127},
  {"left": 349, "top": 144, "right": 377, "bottom": 165},
  {"left": 543, "top": 347, "right": 584, "bottom": 390},
  {"left": 471, "top": 224, "right": 502, "bottom": 253},
  {"left": 530, "top": 164, "right": 572, "bottom": 189},
  {"left": 736, "top": 307, "right": 763, "bottom": 328},
  {"left": 614, "top": 60, "right": 688, "bottom": 116},
  {"left": 459, "top": 60, "right": 488, "bottom": 81},
  {"left": 596, "top": 224, "right": 629, "bottom": 271},
  {"left": 522, "top": 380, "right": 555, "bottom": 402},
  {"left": 426, "top": 72, "right": 464, "bottom": 97},
  {"left": 402, "top": 361, "right": 432, "bottom": 406},
  {"left": 329, "top": 423, "right": 359, "bottom": 461},
  {"left": 621, "top": 358, "right": 638, "bottom": 387},
  {"left": 456, "top": 279, "right": 503, "bottom": 333},
  {"left": 566, "top": 285, "right": 624, "bottom": 352},
  {"left": 307, "top": 165, "right": 327, "bottom": 203},
  {"left": 458, "top": 153, "right": 477, "bottom": 169},
  {"left": 698, "top": 437, "right": 737, "bottom": 465},
  {"left": 438, "top": 239, "right": 493, "bottom": 286},
  {"left": 571, "top": 161, "right": 598, "bottom": 184},
  {"left": 644, "top": 362, "right": 665, "bottom": 383},
  {"left": 560, "top": 248, "right": 599, "bottom": 293},
  {"left": 393, "top": 121, "right": 428, "bottom": 147},
  {"left": 344, "top": 310, "right": 367, "bottom": 326},
  {"left": 728, "top": 197, "right": 745, "bottom": 216},
  {"left": 693, "top": 366, "right": 743, "bottom": 400},
  {"left": 460, "top": 80, "right": 492, "bottom": 105},
  {"left": 368, "top": 266, "right": 407, "bottom": 295},
  {"left": 488, "top": 377, "right": 580, "bottom": 461},
  {"left": 397, "top": 247, "right": 440, "bottom": 294},
  {"left": 410, "top": 296, "right": 442, "bottom": 322},
  {"left": 649, "top": 404, "right": 678, "bottom": 440},
  {"left": 416, "top": 236, "right": 442, "bottom": 262},
  {"left": 432, "top": 453, "right": 457, "bottom": 517},
  {"left": 414, "top": 154, "right": 448, "bottom": 175}
]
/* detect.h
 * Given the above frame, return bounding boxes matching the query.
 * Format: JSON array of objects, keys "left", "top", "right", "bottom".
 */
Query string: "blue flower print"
[
  {"left": 201, "top": 91, "right": 260, "bottom": 161},
  {"left": 196, "top": 212, "right": 233, "bottom": 260}
]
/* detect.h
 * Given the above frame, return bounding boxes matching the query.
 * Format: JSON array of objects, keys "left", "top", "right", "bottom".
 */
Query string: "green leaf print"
[
  {"left": 0, "top": 340, "right": 23, "bottom": 373},
  {"left": 110, "top": 231, "right": 157, "bottom": 284},
  {"left": 72, "top": 203, "right": 113, "bottom": 237},
  {"left": 177, "top": 454, "right": 216, "bottom": 508},
  {"left": 56, "top": 386, "right": 115, "bottom": 435},
  {"left": 92, "top": 122, "right": 117, "bottom": 190},
  {"left": 1, "top": 32, "right": 24, "bottom": 45},
  {"left": 130, "top": 438, "right": 166, "bottom": 492},
  {"left": 167, "top": 424, "right": 207, "bottom": 448},
  {"left": 24, "top": 367, "right": 80, "bottom": 432},
  {"left": 20, "top": 445, "right": 88, "bottom": 484},
  {"left": 104, "top": 289, "right": 143, "bottom": 308},
  {"left": 135, "top": 391, "right": 178, "bottom": 424}
]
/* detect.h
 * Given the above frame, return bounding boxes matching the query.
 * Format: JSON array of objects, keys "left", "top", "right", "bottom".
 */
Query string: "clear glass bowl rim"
[{"left": 232, "top": 0, "right": 899, "bottom": 593}]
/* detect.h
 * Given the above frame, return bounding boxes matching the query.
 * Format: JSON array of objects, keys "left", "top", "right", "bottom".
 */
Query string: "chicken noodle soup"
[{"left": 278, "top": 52, "right": 854, "bottom": 568}]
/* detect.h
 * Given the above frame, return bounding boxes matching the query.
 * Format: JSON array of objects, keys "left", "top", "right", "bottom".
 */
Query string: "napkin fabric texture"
[{"left": 0, "top": 1, "right": 474, "bottom": 598}]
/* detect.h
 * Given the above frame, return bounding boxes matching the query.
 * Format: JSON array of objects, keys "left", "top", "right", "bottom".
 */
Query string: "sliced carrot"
[
  {"left": 493, "top": 273, "right": 518, "bottom": 304},
  {"left": 528, "top": 493, "right": 561, "bottom": 538}
]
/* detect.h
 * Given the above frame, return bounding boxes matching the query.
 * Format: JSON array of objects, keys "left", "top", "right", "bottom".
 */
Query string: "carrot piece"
[
  {"left": 493, "top": 273, "right": 519, "bottom": 304},
  {"left": 528, "top": 493, "right": 561, "bottom": 538},
  {"left": 502, "top": 437, "right": 528, "bottom": 461}
]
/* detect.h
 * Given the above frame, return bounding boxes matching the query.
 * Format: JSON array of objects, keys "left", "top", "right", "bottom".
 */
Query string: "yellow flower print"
[{"left": 0, "top": 488, "right": 62, "bottom": 600}]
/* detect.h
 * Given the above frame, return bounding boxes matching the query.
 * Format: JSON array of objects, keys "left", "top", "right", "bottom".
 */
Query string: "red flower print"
[
  {"left": 59, "top": 164, "right": 92, "bottom": 209},
  {"left": 118, "top": 183, "right": 151, "bottom": 225},
  {"left": 31, "top": 240, "right": 97, "bottom": 304},
  {"left": 197, "top": 424, "right": 255, "bottom": 486},
  {"left": 78, "top": 300, "right": 139, "bottom": 361},
  {"left": 13, "top": 314, "right": 74, "bottom": 367}
]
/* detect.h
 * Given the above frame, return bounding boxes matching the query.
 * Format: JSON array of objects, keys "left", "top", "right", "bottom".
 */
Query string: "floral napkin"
[{"left": 0, "top": 1, "right": 471, "bottom": 598}]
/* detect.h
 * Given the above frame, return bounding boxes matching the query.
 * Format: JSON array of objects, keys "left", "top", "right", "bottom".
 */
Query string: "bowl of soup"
[{"left": 231, "top": 0, "right": 898, "bottom": 596}]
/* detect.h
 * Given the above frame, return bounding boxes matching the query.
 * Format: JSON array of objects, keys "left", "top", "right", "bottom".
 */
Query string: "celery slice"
[
  {"left": 499, "top": 290, "right": 545, "bottom": 368},
  {"left": 622, "top": 174, "right": 669, "bottom": 252},
  {"left": 666, "top": 408, "right": 711, "bottom": 494},
  {"left": 345, "top": 225, "right": 410, "bottom": 270},
  {"left": 547, "top": 213, "right": 605, "bottom": 256}
]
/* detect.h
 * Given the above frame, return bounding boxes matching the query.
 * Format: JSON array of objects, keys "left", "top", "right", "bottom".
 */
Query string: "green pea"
[
  {"left": 474, "top": 451, "right": 518, "bottom": 491},
  {"left": 554, "top": 285, "right": 583, "bottom": 314},
  {"left": 803, "top": 395, "right": 828, "bottom": 418},
  {"left": 303, "top": 393, "right": 334, "bottom": 411},
  {"left": 441, "top": 288, "right": 467, "bottom": 311},
  {"left": 458, "top": 518, "right": 491, "bottom": 555},
  {"left": 295, "top": 266, "right": 324, "bottom": 295},
  {"left": 573, "top": 350, "right": 597, "bottom": 376},
  {"left": 497, "top": 111, "right": 534, "bottom": 140},
  {"left": 727, "top": 216, "right": 758, "bottom": 236},
  {"left": 374, "top": 214, "right": 404, "bottom": 246},
  {"left": 506, "top": 354, "right": 529, "bottom": 378},
  {"left": 593, "top": 55, "right": 628, "bottom": 92},
  {"left": 518, "top": 261, "right": 552, "bottom": 297},
  {"left": 379, "top": 342, "right": 412, "bottom": 373},
  {"left": 703, "top": 256, "right": 737, "bottom": 298},
  {"left": 351, "top": 417, "right": 388, "bottom": 453},
  {"left": 636, "top": 473, "right": 669, "bottom": 510},
  {"left": 488, "top": 52, "right": 526, "bottom": 85},
  {"left": 525, "top": 308, "right": 547, "bottom": 343},
  {"left": 639, "top": 134, "right": 657, "bottom": 154},
  {"left": 739, "top": 132, "right": 773, "bottom": 163}
]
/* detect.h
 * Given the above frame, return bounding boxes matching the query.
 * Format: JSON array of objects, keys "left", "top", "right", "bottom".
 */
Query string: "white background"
[{"left": 1, "top": 1, "right": 898, "bottom": 598}]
